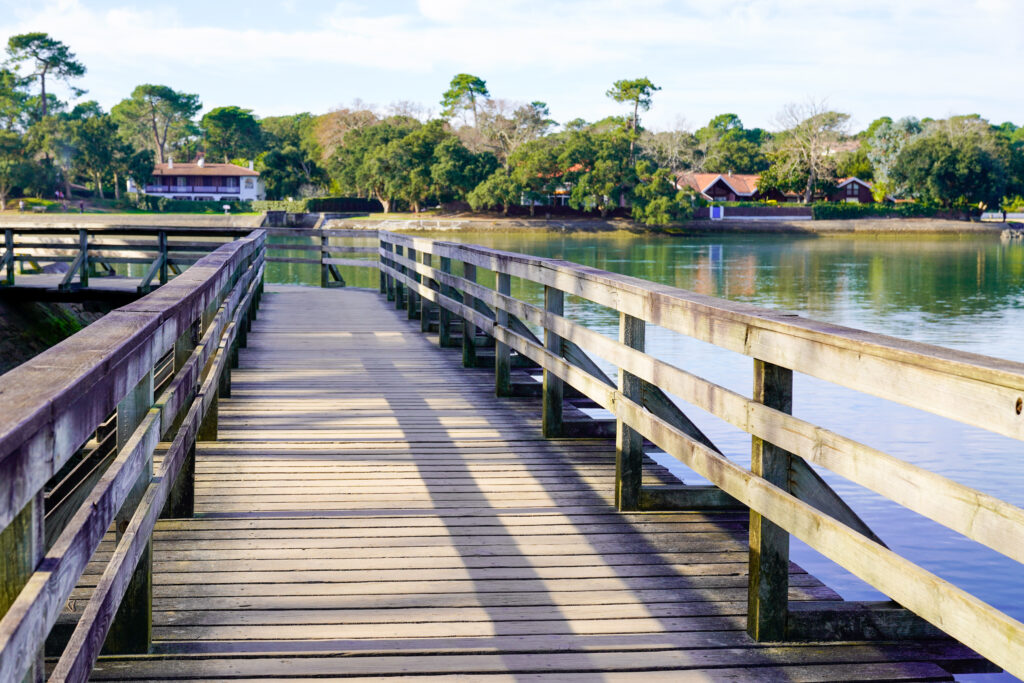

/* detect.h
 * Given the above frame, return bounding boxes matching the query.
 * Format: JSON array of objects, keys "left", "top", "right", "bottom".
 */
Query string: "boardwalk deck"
[{"left": 84, "top": 285, "right": 971, "bottom": 681}]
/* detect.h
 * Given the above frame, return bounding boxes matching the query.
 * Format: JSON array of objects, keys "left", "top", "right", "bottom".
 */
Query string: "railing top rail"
[
  {"left": 0, "top": 224, "right": 258, "bottom": 236},
  {"left": 377, "top": 230, "right": 1024, "bottom": 441},
  {"left": 0, "top": 229, "right": 266, "bottom": 529}
]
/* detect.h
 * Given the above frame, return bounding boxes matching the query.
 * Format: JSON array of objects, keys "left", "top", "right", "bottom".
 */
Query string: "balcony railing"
[{"left": 145, "top": 185, "right": 240, "bottom": 194}]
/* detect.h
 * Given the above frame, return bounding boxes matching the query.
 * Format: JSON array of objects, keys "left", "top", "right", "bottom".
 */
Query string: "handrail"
[
  {"left": 0, "top": 224, "right": 379, "bottom": 291},
  {"left": 0, "top": 229, "right": 265, "bottom": 682},
  {"left": 376, "top": 229, "right": 1022, "bottom": 677}
]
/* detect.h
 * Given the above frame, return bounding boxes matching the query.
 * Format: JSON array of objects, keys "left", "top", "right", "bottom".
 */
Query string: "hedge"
[
  {"left": 810, "top": 202, "right": 946, "bottom": 220},
  {"left": 130, "top": 194, "right": 253, "bottom": 213}
]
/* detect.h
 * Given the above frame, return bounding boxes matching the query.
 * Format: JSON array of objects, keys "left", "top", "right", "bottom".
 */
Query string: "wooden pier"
[{"left": 0, "top": 225, "right": 1020, "bottom": 680}]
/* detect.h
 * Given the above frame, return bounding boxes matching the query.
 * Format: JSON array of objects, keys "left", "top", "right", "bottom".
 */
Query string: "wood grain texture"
[{"left": 87, "top": 286, "right": 975, "bottom": 680}]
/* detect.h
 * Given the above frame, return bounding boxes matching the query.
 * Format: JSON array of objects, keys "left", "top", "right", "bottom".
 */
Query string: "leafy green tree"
[
  {"left": 328, "top": 117, "right": 420, "bottom": 210},
  {"left": 694, "top": 113, "right": 768, "bottom": 173},
  {"left": 201, "top": 106, "right": 262, "bottom": 163},
  {"left": 559, "top": 125, "right": 635, "bottom": 217},
  {"left": 431, "top": 137, "right": 497, "bottom": 203},
  {"left": 631, "top": 160, "right": 693, "bottom": 225},
  {"left": 509, "top": 136, "right": 560, "bottom": 215},
  {"left": 867, "top": 117, "right": 922, "bottom": 198},
  {"left": 111, "top": 84, "right": 201, "bottom": 162},
  {"left": 0, "top": 130, "right": 28, "bottom": 209},
  {"left": 606, "top": 77, "right": 660, "bottom": 161},
  {"left": 441, "top": 74, "right": 489, "bottom": 127},
  {"left": 0, "top": 68, "right": 29, "bottom": 131},
  {"left": 5, "top": 33, "right": 85, "bottom": 118},
  {"left": 468, "top": 168, "right": 522, "bottom": 215},
  {"left": 836, "top": 145, "right": 873, "bottom": 181},
  {"left": 70, "top": 111, "right": 118, "bottom": 198},
  {"left": 890, "top": 117, "right": 1010, "bottom": 212},
  {"left": 385, "top": 120, "right": 449, "bottom": 212},
  {"left": 25, "top": 114, "right": 73, "bottom": 195}
]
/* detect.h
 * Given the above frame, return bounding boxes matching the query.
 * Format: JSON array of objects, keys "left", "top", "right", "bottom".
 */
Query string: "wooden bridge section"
[
  {"left": 90, "top": 286, "right": 978, "bottom": 680},
  {"left": 1, "top": 224, "right": 1021, "bottom": 680}
]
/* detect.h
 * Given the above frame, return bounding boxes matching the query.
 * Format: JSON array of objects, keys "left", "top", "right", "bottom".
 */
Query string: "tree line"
[{"left": 2, "top": 32, "right": 1023, "bottom": 222}]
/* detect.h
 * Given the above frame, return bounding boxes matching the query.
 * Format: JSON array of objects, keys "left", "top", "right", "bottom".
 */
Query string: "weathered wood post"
[
  {"left": 384, "top": 242, "right": 395, "bottom": 302},
  {"left": 320, "top": 232, "right": 329, "bottom": 288},
  {"left": 542, "top": 286, "right": 564, "bottom": 437},
  {"left": 197, "top": 304, "right": 220, "bottom": 443},
  {"left": 393, "top": 245, "right": 405, "bottom": 310},
  {"left": 0, "top": 492, "right": 44, "bottom": 680},
  {"left": 3, "top": 228, "right": 13, "bottom": 285},
  {"left": 616, "top": 313, "right": 645, "bottom": 510},
  {"left": 439, "top": 257, "right": 454, "bottom": 347},
  {"left": 420, "top": 251, "right": 434, "bottom": 333},
  {"left": 105, "top": 369, "right": 155, "bottom": 654},
  {"left": 379, "top": 237, "right": 387, "bottom": 294},
  {"left": 407, "top": 246, "right": 419, "bottom": 320},
  {"left": 495, "top": 272, "right": 512, "bottom": 396},
  {"left": 158, "top": 230, "right": 168, "bottom": 285},
  {"left": 162, "top": 322, "right": 199, "bottom": 519},
  {"left": 748, "top": 359, "right": 793, "bottom": 641},
  {"left": 78, "top": 229, "right": 89, "bottom": 289},
  {"left": 462, "top": 262, "right": 477, "bottom": 368}
]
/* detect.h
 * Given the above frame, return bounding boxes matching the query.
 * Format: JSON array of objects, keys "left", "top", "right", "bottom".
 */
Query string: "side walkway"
[{"left": 89, "top": 285, "right": 967, "bottom": 680}]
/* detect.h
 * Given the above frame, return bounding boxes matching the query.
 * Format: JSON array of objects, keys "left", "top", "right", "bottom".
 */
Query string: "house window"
[
  {"left": 175, "top": 177, "right": 186, "bottom": 187},
  {"left": 244, "top": 178, "right": 254, "bottom": 189},
  {"left": 847, "top": 183, "right": 858, "bottom": 196}
]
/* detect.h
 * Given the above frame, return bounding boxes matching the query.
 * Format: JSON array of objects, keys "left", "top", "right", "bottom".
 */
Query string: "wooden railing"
[
  {"left": 376, "top": 229, "right": 1023, "bottom": 677},
  {"left": 0, "top": 224, "right": 379, "bottom": 293},
  {"left": 0, "top": 229, "right": 265, "bottom": 682},
  {"left": 0, "top": 225, "right": 254, "bottom": 293}
]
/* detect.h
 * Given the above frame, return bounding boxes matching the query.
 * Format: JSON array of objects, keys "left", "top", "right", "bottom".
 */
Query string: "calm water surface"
[{"left": 287, "top": 231, "right": 1024, "bottom": 679}]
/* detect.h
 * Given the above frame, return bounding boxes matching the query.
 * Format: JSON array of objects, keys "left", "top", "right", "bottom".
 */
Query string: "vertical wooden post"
[
  {"left": 616, "top": 313, "right": 645, "bottom": 510},
  {"left": 542, "top": 286, "right": 564, "bottom": 438},
  {"left": 105, "top": 369, "right": 154, "bottom": 654},
  {"left": 393, "top": 245, "right": 405, "bottom": 309},
  {"left": 78, "top": 229, "right": 89, "bottom": 289},
  {"left": 1, "top": 491, "right": 44, "bottom": 681},
  {"left": 495, "top": 272, "right": 512, "bottom": 396},
  {"left": 158, "top": 230, "right": 168, "bottom": 285},
  {"left": 748, "top": 359, "right": 793, "bottom": 642},
  {"left": 407, "top": 247, "right": 419, "bottom": 320},
  {"left": 384, "top": 242, "right": 395, "bottom": 302},
  {"left": 163, "top": 323, "right": 198, "bottom": 519},
  {"left": 439, "top": 257, "right": 454, "bottom": 347},
  {"left": 3, "top": 229, "right": 13, "bottom": 286},
  {"left": 420, "top": 252, "right": 433, "bottom": 333},
  {"left": 462, "top": 262, "right": 477, "bottom": 368},
  {"left": 379, "top": 238, "right": 387, "bottom": 294},
  {"left": 320, "top": 232, "right": 329, "bottom": 288}
]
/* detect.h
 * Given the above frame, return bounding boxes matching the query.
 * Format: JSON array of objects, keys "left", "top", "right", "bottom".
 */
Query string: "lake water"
[{"left": 276, "top": 230, "right": 1024, "bottom": 680}]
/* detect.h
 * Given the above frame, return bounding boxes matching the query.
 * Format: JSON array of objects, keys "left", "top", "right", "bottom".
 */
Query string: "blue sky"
[{"left": 1, "top": 0, "right": 1021, "bottom": 133}]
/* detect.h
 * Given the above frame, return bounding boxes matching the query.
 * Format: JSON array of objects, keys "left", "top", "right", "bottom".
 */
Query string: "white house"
[{"left": 128, "top": 156, "right": 265, "bottom": 201}]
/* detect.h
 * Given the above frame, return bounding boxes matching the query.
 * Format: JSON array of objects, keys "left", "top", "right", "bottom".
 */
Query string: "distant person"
[
  {"left": 79, "top": 201, "right": 85, "bottom": 213},
  {"left": 18, "top": 200, "right": 24, "bottom": 212},
  {"left": 1004, "top": 210, "right": 1008, "bottom": 222}
]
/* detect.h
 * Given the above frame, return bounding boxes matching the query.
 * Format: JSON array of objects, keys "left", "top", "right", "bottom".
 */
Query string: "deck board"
[{"left": 87, "top": 285, "right": 965, "bottom": 681}]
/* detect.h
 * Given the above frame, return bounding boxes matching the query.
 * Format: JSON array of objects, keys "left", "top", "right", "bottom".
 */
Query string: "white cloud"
[{"left": 0, "top": 0, "right": 1020, "bottom": 127}]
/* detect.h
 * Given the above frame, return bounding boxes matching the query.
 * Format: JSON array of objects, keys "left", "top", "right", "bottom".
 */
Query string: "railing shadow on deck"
[{"left": 375, "top": 228, "right": 1023, "bottom": 678}]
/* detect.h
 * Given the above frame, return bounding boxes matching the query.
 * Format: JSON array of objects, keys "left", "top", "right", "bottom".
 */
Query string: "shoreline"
[{"left": 0, "top": 212, "right": 1012, "bottom": 235}]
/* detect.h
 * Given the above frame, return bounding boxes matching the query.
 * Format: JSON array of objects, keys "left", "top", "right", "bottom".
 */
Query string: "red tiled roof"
[
  {"left": 152, "top": 162, "right": 259, "bottom": 177},
  {"left": 836, "top": 177, "right": 872, "bottom": 188},
  {"left": 677, "top": 172, "right": 761, "bottom": 196}
]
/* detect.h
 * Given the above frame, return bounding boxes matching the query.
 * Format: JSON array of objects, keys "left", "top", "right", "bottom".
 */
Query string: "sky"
[{"left": 0, "top": 0, "right": 1021, "bottom": 133}]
